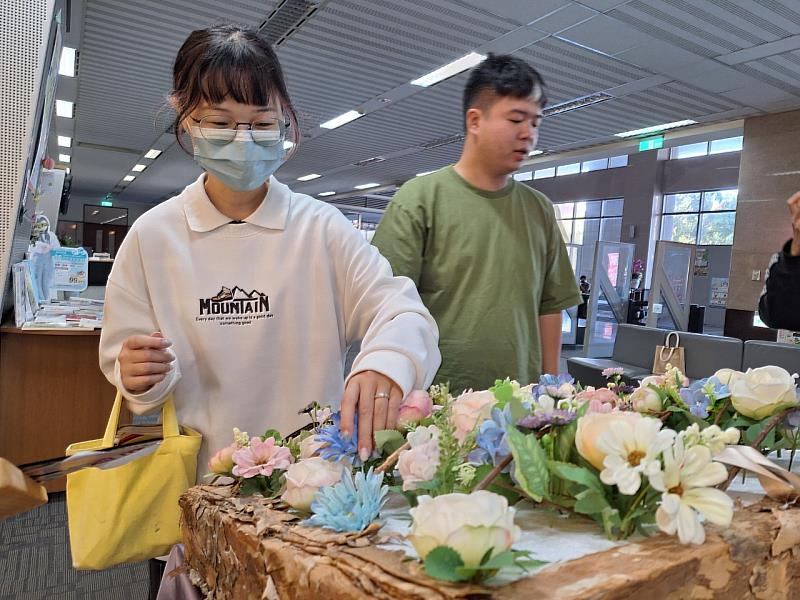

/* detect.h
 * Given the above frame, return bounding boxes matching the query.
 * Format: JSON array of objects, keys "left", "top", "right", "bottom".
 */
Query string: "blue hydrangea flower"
[
  {"left": 469, "top": 406, "right": 512, "bottom": 467},
  {"left": 785, "top": 407, "right": 800, "bottom": 428},
  {"left": 316, "top": 412, "right": 362, "bottom": 466},
  {"left": 304, "top": 468, "right": 388, "bottom": 532},
  {"left": 532, "top": 373, "right": 575, "bottom": 400},
  {"left": 701, "top": 376, "right": 731, "bottom": 401},
  {"left": 679, "top": 386, "right": 711, "bottom": 419}
]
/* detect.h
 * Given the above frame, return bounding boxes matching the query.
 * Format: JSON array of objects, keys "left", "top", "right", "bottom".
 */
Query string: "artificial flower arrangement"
[{"left": 205, "top": 365, "right": 799, "bottom": 585}]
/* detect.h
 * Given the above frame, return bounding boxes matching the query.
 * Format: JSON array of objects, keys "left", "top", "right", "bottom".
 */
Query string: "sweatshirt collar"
[{"left": 183, "top": 174, "right": 292, "bottom": 233}]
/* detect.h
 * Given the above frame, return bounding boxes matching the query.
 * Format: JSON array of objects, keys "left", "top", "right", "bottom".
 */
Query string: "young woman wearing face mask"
[{"left": 98, "top": 24, "right": 441, "bottom": 478}]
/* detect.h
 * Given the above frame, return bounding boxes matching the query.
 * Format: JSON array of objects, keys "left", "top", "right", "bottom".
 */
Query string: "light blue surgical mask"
[{"left": 191, "top": 127, "right": 286, "bottom": 191}]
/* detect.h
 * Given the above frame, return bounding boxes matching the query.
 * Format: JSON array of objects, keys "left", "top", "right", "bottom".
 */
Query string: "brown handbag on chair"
[{"left": 652, "top": 331, "right": 686, "bottom": 375}]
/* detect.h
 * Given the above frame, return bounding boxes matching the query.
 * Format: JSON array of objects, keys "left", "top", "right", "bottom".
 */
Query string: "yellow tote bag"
[{"left": 66, "top": 392, "right": 201, "bottom": 569}]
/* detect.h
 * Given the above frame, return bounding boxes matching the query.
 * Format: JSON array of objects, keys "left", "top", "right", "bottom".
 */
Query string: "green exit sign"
[
  {"left": 639, "top": 136, "right": 664, "bottom": 151},
  {"left": 101, "top": 200, "right": 113, "bottom": 207}
]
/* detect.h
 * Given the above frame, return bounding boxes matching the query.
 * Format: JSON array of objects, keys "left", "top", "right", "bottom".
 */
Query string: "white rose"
[
  {"left": 299, "top": 434, "right": 326, "bottom": 459},
  {"left": 630, "top": 385, "right": 663, "bottom": 413},
  {"left": 451, "top": 390, "right": 497, "bottom": 442},
  {"left": 408, "top": 491, "right": 521, "bottom": 568},
  {"left": 397, "top": 426, "right": 440, "bottom": 491},
  {"left": 281, "top": 457, "right": 343, "bottom": 512},
  {"left": 730, "top": 366, "right": 798, "bottom": 420},
  {"left": 713, "top": 368, "right": 743, "bottom": 387}
]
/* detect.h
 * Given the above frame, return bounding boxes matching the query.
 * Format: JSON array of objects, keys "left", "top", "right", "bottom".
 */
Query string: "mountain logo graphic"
[{"left": 199, "top": 285, "right": 270, "bottom": 315}]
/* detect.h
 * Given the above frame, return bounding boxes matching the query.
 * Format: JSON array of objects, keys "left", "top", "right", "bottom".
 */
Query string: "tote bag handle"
[{"left": 100, "top": 392, "right": 180, "bottom": 449}]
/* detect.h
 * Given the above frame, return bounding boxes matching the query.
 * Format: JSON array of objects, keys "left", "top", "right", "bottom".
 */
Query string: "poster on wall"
[
  {"left": 710, "top": 277, "right": 729, "bottom": 307},
  {"left": 694, "top": 248, "right": 709, "bottom": 276}
]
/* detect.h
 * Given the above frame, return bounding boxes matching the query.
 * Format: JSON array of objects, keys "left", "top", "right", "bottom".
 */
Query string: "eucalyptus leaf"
[{"left": 374, "top": 429, "right": 405, "bottom": 455}]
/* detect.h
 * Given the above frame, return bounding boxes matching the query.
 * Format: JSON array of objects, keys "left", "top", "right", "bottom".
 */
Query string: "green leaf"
[
  {"left": 745, "top": 420, "right": 769, "bottom": 444},
  {"left": 506, "top": 427, "right": 550, "bottom": 502},
  {"left": 374, "top": 429, "right": 405, "bottom": 455},
  {"left": 491, "top": 379, "right": 514, "bottom": 406},
  {"left": 600, "top": 506, "right": 622, "bottom": 539},
  {"left": 509, "top": 396, "right": 528, "bottom": 423},
  {"left": 424, "top": 546, "right": 468, "bottom": 582},
  {"left": 238, "top": 477, "right": 264, "bottom": 497},
  {"left": 261, "top": 429, "right": 283, "bottom": 444},
  {"left": 548, "top": 461, "right": 604, "bottom": 494},
  {"left": 573, "top": 488, "right": 610, "bottom": 516},
  {"left": 515, "top": 558, "right": 549, "bottom": 571},
  {"left": 553, "top": 419, "right": 578, "bottom": 464},
  {"left": 480, "top": 550, "right": 517, "bottom": 570}
]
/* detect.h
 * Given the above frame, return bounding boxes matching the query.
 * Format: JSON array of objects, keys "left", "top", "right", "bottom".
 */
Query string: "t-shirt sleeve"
[
  {"left": 371, "top": 186, "right": 425, "bottom": 285},
  {"left": 540, "top": 205, "right": 582, "bottom": 314}
]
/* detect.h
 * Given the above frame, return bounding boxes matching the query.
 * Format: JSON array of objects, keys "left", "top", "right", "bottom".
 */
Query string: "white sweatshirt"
[{"left": 99, "top": 174, "right": 440, "bottom": 476}]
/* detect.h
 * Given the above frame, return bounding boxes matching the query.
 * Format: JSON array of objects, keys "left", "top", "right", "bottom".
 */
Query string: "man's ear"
[{"left": 464, "top": 107, "right": 482, "bottom": 135}]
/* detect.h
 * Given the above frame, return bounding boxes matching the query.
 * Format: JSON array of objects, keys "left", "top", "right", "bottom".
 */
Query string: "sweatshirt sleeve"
[
  {"left": 329, "top": 212, "right": 440, "bottom": 397},
  {"left": 758, "top": 239, "right": 800, "bottom": 331},
  {"left": 99, "top": 227, "right": 181, "bottom": 414}
]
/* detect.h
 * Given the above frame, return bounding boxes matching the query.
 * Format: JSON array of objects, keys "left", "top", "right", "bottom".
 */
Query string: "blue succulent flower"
[
  {"left": 680, "top": 386, "right": 711, "bottom": 419},
  {"left": 304, "top": 468, "right": 388, "bottom": 532},
  {"left": 316, "top": 412, "right": 362, "bottom": 466},
  {"left": 469, "top": 406, "right": 512, "bottom": 467}
]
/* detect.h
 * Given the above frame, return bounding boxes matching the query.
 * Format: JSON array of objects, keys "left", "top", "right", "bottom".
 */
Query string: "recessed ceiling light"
[
  {"left": 528, "top": 150, "right": 543, "bottom": 156},
  {"left": 144, "top": 149, "right": 162, "bottom": 159},
  {"left": 320, "top": 110, "right": 362, "bottom": 130},
  {"left": 57, "top": 135, "right": 71, "bottom": 147},
  {"left": 123, "top": 175, "right": 135, "bottom": 182},
  {"left": 297, "top": 173, "right": 321, "bottom": 181},
  {"left": 318, "top": 191, "right": 336, "bottom": 197},
  {"left": 92, "top": 209, "right": 99, "bottom": 215},
  {"left": 615, "top": 120, "right": 696, "bottom": 138},
  {"left": 411, "top": 52, "right": 486, "bottom": 87},
  {"left": 354, "top": 182, "right": 380, "bottom": 190},
  {"left": 59, "top": 47, "right": 76, "bottom": 77},
  {"left": 132, "top": 164, "right": 147, "bottom": 172},
  {"left": 65, "top": 167, "right": 70, "bottom": 174},
  {"left": 59, "top": 153, "right": 70, "bottom": 163},
  {"left": 55, "top": 100, "right": 74, "bottom": 118},
  {"left": 416, "top": 170, "right": 436, "bottom": 176},
  {"left": 283, "top": 140, "right": 295, "bottom": 150}
]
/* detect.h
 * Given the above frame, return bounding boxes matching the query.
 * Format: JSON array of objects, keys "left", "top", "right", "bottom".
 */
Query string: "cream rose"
[
  {"left": 451, "top": 390, "right": 497, "bottom": 442},
  {"left": 630, "top": 384, "right": 663, "bottom": 413},
  {"left": 575, "top": 411, "right": 644, "bottom": 470},
  {"left": 713, "top": 368, "right": 742, "bottom": 387},
  {"left": 281, "top": 457, "right": 343, "bottom": 512},
  {"left": 730, "top": 366, "right": 798, "bottom": 420},
  {"left": 397, "top": 425, "right": 440, "bottom": 491},
  {"left": 299, "top": 434, "right": 326, "bottom": 459},
  {"left": 408, "top": 491, "right": 521, "bottom": 567}
]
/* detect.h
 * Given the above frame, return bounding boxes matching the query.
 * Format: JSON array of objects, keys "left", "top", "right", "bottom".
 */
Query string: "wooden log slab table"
[{"left": 179, "top": 485, "right": 800, "bottom": 599}]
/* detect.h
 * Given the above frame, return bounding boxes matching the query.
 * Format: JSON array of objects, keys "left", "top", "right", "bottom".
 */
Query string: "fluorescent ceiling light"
[
  {"left": 123, "top": 175, "right": 135, "bottom": 182},
  {"left": 615, "top": 120, "right": 696, "bottom": 138},
  {"left": 131, "top": 164, "right": 147, "bottom": 172},
  {"left": 59, "top": 46, "right": 76, "bottom": 77},
  {"left": 57, "top": 135, "right": 71, "bottom": 147},
  {"left": 55, "top": 100, "right": 73, "bottom": 118},
  {"left": 144, "top": 148, "right": 162, "bottom": 159},
  {"left": 411, "top": 52, "right": 486, "bottom": 87},
  {"left": 543, "top": 93, "right": 613, "bottom": 117},
  {"left": 318, "top": 191, "right": 336, "bottom": 197},
  {"left": 354, "top": 182, "right": 380, "bottom": 190},
  {"left": 528, "top": 150, "right": 543, "bottom": 156},
  {"left": 297, "top": 173, "right": 321, "bottom": 181},
  {"left": 416, "top": 170, "right": 436, "bottom": 176},
  {"left": 320, "top": 110, "right": 362, "bottom": 130},
  {"left": 59, "top": 153, "right": 70, "bottom": 163},
  {"left": 283, "top": 140, "right": 295, "bottom": 150}
]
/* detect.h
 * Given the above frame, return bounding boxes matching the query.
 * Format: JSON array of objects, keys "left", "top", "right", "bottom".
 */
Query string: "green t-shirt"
[{"left": 372, "top": 166, "right": 581, "bottom": 393}]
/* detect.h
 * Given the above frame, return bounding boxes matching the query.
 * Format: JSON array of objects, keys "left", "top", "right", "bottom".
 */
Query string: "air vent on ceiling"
[
  {"left": 543, "top": 92, "right": 614, "bottom": 117},
  {"left": 258, "top": 0, "right": 328, "bottom": 46},
  {"left": 77, "top": 141, "right": 143, "bottom": 155},
  {"left": 421, "top": 133, "right": 465, "bottom": 150},
  {"left": 353, "top": 156, "right": 385, "bottom": 167}
]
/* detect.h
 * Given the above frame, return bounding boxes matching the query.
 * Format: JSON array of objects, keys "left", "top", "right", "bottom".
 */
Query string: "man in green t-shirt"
[{"left": 372, "top": 54, "right": 581, "bottom": 394}]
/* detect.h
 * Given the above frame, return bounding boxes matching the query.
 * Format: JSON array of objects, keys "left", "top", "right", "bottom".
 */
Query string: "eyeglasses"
[{"left": 189, "top": 115, "right": 289, "bottom": 147}]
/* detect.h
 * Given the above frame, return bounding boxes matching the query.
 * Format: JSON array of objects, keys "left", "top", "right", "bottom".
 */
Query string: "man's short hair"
[{"left": 462, "top": 53, "right": 547, "bottom": 117}]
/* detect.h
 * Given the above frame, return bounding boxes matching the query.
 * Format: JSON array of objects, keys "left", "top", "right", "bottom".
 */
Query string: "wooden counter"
[{"left": 0, "top": 324, "right": 127, "bottom": 492}]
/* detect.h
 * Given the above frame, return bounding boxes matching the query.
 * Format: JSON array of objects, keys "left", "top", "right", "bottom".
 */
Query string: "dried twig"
[
  {"left": 376, "top": 441, "right": 410, "bottom": 474},
  {"left": 474, "top": 454, "right": 513, "bottom": 491},
  {"left": 713, "top": 398, "right": 732, "bottom": 426}
]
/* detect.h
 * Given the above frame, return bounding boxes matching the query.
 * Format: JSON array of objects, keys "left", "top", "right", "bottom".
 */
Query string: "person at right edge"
[
  {"left": 372, "top": 54, "right": 581, "bottom": 394},
  {"left": 758, "top": 191, "right": 800, "bottom": 331}
]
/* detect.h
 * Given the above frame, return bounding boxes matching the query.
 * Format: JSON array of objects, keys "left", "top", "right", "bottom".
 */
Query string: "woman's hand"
[
  {"left": 339, "top": 370, "right": 403, "bottom": 461},
  {"left": 118, "top": 332, "right": 174, "bottom": 393}
]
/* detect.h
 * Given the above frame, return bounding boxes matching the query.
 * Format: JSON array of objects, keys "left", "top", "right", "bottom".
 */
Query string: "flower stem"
[
  {"left": 375, "top": 441, "right": 410, "bottom": 474},
  {"left": 474, "top": 454, "right": 513, "bottom": 491},
  {"left": 713, "top": 398, "right": 731, "bottom": 425},
  {"left": 620, "top": 485, "right": 649, "bottom": 536}
]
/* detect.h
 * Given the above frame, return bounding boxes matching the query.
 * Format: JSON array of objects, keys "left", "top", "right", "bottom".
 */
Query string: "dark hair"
[
  {"left": 170, "top": 24, "right": 299, "bottom": 153},
  {"left": 462, "top": 53, "right": 547, "bottom": 118}
]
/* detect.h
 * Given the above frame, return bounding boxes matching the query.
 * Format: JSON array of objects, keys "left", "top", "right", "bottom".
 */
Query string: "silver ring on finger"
[{"left": 374, "top": 392, "right": 390, "bottom": 400}]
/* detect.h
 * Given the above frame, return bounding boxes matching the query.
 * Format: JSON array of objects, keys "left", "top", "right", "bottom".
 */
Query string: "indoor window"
[{"left": 670, "top": 142, "right": 708, "bottom": 160}]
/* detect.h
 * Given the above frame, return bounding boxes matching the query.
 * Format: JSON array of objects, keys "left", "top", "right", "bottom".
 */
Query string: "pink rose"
[
  {"left": 575, "top": 386, "right": 619, "bottom": 413},
  {"left": 397, "top": 426, "right": 440, "bottom": 491},
  {"left": 398, "top": 390, "right": 433, "bottom": 426},
  {"left": 232, "top": 436, "right": 293, "bottom": 478},
  {"left": 299, "top": 434, "right": 326, "bottom": 459},
  {"left": 451, "top": 390, "right": 497, "bottom": 442},
  {"left": 208, "top": 443, "right": 236, "bottom": 475},
  {"left": 281, "top": 457, "right": 344, "bottom": 512}
]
